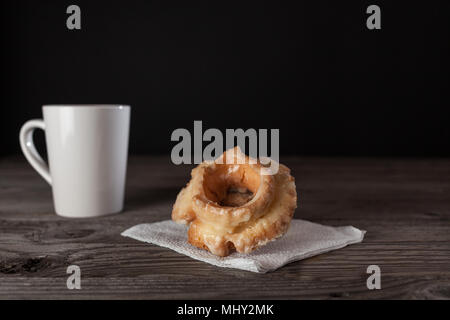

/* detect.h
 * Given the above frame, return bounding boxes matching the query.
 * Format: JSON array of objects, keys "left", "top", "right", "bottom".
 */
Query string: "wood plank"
[{"left": 0, "top": 156, "right": 449, "bottom": 299}]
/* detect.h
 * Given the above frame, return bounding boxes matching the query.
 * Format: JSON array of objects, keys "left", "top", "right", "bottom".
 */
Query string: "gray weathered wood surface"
[{"left": 0, "top": 156, "right": 449, "bottom": 299}]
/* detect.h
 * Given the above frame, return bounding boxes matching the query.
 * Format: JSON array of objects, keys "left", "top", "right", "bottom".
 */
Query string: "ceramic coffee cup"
[{"left": 19, "top": 105, "right": 130, "bottom": 218}]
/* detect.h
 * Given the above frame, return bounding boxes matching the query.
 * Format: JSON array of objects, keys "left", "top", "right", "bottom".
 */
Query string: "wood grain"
[{"left": 0, "top": 156, "right": 449, "bottom": 299}]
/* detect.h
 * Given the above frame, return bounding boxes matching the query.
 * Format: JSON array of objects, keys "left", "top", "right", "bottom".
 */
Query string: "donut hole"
[
  {"left": 220, "top": 186, "right": 254, "bottom": 207},
  {"left": 203, "top": 164, "right": 261, "bottom": 207}
]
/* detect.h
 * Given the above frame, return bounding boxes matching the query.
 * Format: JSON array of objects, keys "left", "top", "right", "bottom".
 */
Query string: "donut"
[{"left": 172, "top": 147, "right": 297, "bottom": 256}]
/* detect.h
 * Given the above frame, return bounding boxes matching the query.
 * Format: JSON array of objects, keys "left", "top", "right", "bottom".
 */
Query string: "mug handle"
[{"left": 19, "top": 119, "right": 52, "bottom": 185}]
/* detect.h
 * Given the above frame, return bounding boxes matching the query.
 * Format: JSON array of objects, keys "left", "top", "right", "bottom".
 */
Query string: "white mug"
[{"left": 19, "top": 105, "right": 130, "bottom": 218}]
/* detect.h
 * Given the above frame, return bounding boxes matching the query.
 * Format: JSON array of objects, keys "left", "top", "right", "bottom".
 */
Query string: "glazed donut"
[{"left": 172, "top": 147, "right": 297, "bottom": 256}]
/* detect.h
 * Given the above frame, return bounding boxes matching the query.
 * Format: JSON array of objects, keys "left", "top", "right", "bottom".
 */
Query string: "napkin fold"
[{"left": 121, "top": 219, "right": 365, "bottom": 273}]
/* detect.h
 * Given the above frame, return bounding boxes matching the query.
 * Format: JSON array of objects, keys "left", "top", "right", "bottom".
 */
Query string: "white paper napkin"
[{"left": 121, "top": 219, "right": 365, "bottom": 273}]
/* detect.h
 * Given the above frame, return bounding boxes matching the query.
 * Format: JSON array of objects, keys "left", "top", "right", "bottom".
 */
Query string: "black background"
[
  {"left": 1, "top": 0, "right": 449, "bottom": 157},
  {"left": 0, "top": 300, "right": 438, "bottom": 319}
]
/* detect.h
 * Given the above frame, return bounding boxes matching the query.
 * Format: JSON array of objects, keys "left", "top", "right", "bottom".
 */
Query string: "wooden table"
[{"left": 0, "top": 156, "right": 449, "bottom": 299}]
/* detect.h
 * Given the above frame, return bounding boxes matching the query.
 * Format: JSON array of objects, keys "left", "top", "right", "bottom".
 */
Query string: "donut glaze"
[{"left": 172, "top": 147, "right": 297, "bottom": 256}]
